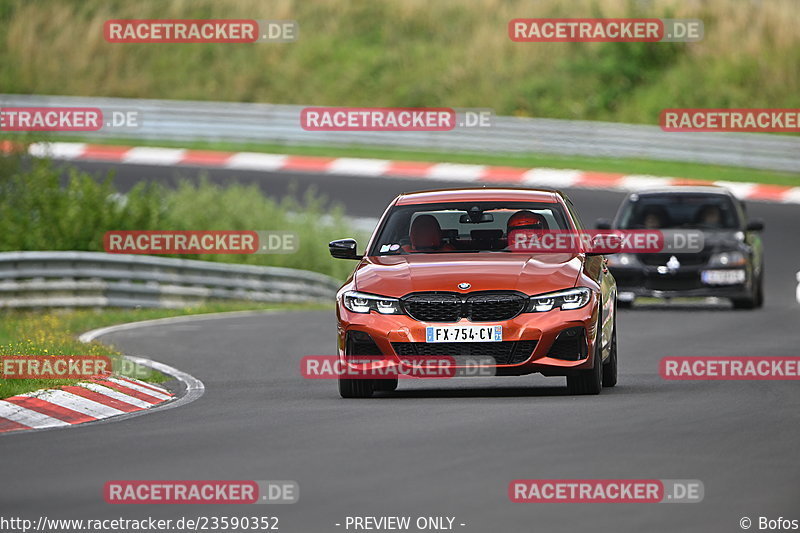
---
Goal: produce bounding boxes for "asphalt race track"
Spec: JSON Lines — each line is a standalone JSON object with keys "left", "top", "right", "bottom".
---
{"left": 2, "top": 162, "right": 799, "bottom": 533}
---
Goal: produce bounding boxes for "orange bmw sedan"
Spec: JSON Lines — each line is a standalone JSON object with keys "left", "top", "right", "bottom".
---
{"left": 329, "top": 188, "right": 618, "bottom": 398}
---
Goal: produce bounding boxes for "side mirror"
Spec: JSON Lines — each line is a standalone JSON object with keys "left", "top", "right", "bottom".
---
{"left": 595, "top": 218, "right": 612, "bottom": 230}
{"left": 585, "top": 233, "right": 621, "bottom": 256}
{"left": 329, "top": 239, "right": 362, "bottom": 260}
{"left": 746, "top": 218, "right": 764, "bottom": 232}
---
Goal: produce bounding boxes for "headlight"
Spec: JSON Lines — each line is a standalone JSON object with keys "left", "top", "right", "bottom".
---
{"left": 526, "top": 287, "right": 592, "bottom": 313}
{"left": 708, "top": 251, "right": 747, "bottom": 267}
{"left": 606, "top": 253, "right": 637, "bottom": 267}
{"left": 343, "top": 291, "right": 401, "bottom": 314}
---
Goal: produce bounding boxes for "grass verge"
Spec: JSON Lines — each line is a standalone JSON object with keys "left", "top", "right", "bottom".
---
{"left": 0, "top": 301, "right": 329, "bottom": 399}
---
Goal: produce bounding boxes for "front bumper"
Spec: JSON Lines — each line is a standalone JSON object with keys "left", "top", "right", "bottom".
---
{"left": 336, "top": 303, "right": 600, "bottom": 377}
{"left": 611, "top": 265, "right": 751, "bottom": 300}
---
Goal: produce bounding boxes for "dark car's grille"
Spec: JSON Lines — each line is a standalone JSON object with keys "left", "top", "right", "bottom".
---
{"left": 392, "top": 340, "right": 536, "bottom": 365}
{"left": 402, "top": 292, "right": 527, "bottom": 322}
{"left": 644, "top": 274, "right": 702, "bottom": 291}
{"left": 638, "top": 253, "right": 709, "bottom": 267}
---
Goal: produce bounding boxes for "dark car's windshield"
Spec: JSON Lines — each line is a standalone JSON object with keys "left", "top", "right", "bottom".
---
{"left": 617, "top": 194, "right": 741, "bottom": 230}
{"left": 369, "top": 201, "right": 570, "bottom": 255}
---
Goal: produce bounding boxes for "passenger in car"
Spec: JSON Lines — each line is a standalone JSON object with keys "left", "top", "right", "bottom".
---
{"left": 402, "top": 215, "right": 456, "bottom": 252}
{"left": 695, "top": 205, "right": 724, "bottom": 227}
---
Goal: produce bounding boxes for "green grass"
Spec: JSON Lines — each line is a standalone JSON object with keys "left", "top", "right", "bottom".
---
{"left": 21, "top": 134, "right": 800, "bottom": 187}
{"left": 0, "top": 302, "right": 330, "bottom": 398}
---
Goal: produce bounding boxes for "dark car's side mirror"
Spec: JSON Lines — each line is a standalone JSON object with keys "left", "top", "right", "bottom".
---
{"left": 746, "top": 218, "right": 764, "bottom": 232}
{"left": 329, "top": 239, "right": 363, "bottom": 260}
{"left": 595, "top": 218, "right": 612, "bottom": 230}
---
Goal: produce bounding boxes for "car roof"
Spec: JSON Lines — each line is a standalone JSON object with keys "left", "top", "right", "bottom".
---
{"left": 395, "top": 187, "right": 564, "bottom": 205}
{"left": 631, "top": 185, "right": 736, "bottom": 198}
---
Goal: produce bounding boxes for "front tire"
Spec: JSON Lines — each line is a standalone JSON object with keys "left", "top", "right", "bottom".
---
{"left": 338, "top": 377, "right": 374, "bottom": 398}
{"left": 602, "top": 309, "right": 618, "bottom": 388}
{"left": 373, "top": 377, "right": 398, "bottom": 392}
{"left": 567, "top": 310, "right": 603, "bottom": 395}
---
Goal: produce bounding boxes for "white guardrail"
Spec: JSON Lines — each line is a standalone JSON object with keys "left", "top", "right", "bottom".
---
{"left": 0, "top": 251, "right": 341, "bottom": 309}
{"left": 2, "top": 94, "right": 799, "bottom": 173}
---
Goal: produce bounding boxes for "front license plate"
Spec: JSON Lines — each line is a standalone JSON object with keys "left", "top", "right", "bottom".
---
{"left": 426, "top": 325, "right": 502, "bottom": 343}
{"left": 701, "top": 269, "right": 746, "bottom": 285}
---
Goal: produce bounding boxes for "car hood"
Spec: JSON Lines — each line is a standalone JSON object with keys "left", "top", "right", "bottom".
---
{"left": 354, "top": 253, "right": 583, "bottom": 297}
{"left": 700, "top": 230, "right": 747, "bottom": 251}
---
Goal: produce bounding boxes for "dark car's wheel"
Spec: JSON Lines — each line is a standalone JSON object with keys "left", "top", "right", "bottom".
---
{"left": 602, "top": 309, "right": 618, "bottom": 388}
{"left": 732, "top": 271, "right": 764, "bottom": 310}
{"left": 567, "top": 310, "right": 603, "bottom": 395}
{"left": 338, "top": 376, "right": 374, "bottom": 398}
{"left": 617, "top": 299, "right": 633, "bottom": 309}
{"left": 373, "top": 377, "right": 399, "bottom": 392}
{"left": 754, "top": 270, "right": 764, "bottom": 308}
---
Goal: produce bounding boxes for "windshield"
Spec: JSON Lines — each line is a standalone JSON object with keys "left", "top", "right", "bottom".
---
{"left": 617, "top": 194, "right": 741, "bottom": 230}
{"left": 368, "top": 201, "right": 571, "bottom": 255}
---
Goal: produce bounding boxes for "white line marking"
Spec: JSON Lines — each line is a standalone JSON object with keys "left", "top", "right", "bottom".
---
{"left": 522, "top": 168, "right": 582, "bottom": 187}
{"left": 77, "top": 382, "right": 153, "bottom": 408}
{"left": 0, "top": 401, "right": 70, "bottom": 428}
{"left": 619, "top": 174, "right": 675, "bottom": 191}
{"left": 20, "top": 389, "right": 123, "bottom": 418}
{"left": 427, "top": 163, "right": 485, "bottom": 181}
{"left": 781, "top": 187, "right": 800, "bottom": 204}
{"left": 122, "top": 147, "right": 186, "bottom": 165}
{"left": 105, "top": 377, "right": 172, "bottom": 400}
{"left": 712, "top": 180, "right": 756, "bottom": 199}
{"left": 118, "top": 376, "right": 172, "bottom": 396}
{"left": 28, "top": 142, "right": 87, "bottom": 160}
{"left": 79, "top": 309, "right": 278, "bottom": 343}
{"left": 225, "top": 152, "right": 288, "bottom": 171}
{"left": 327, "top": 158, "right": 390, "bottom": 176}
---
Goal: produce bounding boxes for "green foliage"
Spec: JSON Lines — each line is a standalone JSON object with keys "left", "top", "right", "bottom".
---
{"left": 0, "top": 0, "right": 797, "bottom": 122}
{"left": 0, "top": 154, "right": 359, "bottom": 279}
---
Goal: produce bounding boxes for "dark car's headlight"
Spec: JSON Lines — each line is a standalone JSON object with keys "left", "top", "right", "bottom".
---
{"left": 526, "top": 287, "right": 592, "bottom": 313}
{"left": 606, "top": 253, "right": 638, "bottom": 267}
{"left": 343, "top": 291, "right": 402, "bottom": 314}
{"left": 707, "top": 251, "right": 747, "bottom": 267}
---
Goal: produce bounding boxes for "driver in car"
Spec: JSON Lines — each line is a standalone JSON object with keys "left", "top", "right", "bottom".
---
{"left": 506, "top": 210, "right": 547, "bottom": 250}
